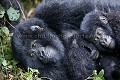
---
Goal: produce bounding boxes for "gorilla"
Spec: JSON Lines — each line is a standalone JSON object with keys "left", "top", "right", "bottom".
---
{"left": 12, "top": 0, "right": 120, "bottom": 80}
{"left": 34, "top": 0, "right": 120, "bottom": 80}
{"left": 0, "top": 0, "right": 21, "bottom": 32}
{"left": 34, "top": 0, "right": 120, "bottom": 30}
{"left": 12, "top": 18, "right": 67, "bottom": 80}
{"left": 80, "top": 11, "right": 120, "bottom": 80}
{"left": 34, "top": 0, "right": 120, "bottom": 52}
{"left": 34, "top": 0, "right": 100, "bottom": 80}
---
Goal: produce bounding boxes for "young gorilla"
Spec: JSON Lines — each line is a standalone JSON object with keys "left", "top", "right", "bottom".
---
{"left": 12, "top": 18, "right": 67, "bottom": 80}
{"left": 80, "top": 11, "right": 120, "bottom": 80}
{"left": 34, "top": 0, "right": 100, "bottom": 80}
{"left": 0, "top": 0, "right": 21, "bottom": 32}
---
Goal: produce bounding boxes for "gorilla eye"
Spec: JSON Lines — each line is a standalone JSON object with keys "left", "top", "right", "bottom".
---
{"left": 32, "top": 43, "right": 37, "bottom": 48}
{"left": 96, "top": 28, "right": 105, "bottom": 35}
{"left": 99, "top": 16, "right": 108, "bottom": 24}
{"left": 94, "top": 27, "right": 105, "bottom": 41}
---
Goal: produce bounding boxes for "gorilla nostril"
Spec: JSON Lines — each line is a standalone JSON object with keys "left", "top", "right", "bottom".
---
{"left": 40, "top": 51, "right": 45, "bottom": 57}
{"left": 104, "top": 38, "right": 107, "bottom": 42}
{"left": 32, "top": 43, "right": 37, "bottom": 48}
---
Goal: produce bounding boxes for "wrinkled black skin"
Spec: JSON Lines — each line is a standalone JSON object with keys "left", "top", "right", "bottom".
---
{"left": 12, "top": 18, "right": 67, "bottom": 80}
{"left": 80, "top": 12, "right": 120, "bottom": 80}
{"left": 0, "top": 0, "right": 21, "bottom": 32}
{"left": 65, "top": 34, "right": 99, "bottom": 80}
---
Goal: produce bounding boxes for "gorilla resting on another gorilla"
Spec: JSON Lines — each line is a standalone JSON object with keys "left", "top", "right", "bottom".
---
{"left": 34, "top": 0, "right": 101, "bottom": 79}
{"left": 12, "top": 18, "right": 67, "bottom": 80}
{"left": 12, "top": 0, "right": 120, "bottom": 80}
{"left": 34, "top": 0, "right": 120, "bottom": 80}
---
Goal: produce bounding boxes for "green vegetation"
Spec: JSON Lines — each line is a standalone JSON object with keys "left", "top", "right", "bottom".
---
{"left": 86, "top": 69, "right": 105, "bottom": 80}
{"left": 0, "top": 2, "right": 42, "bottom": 80}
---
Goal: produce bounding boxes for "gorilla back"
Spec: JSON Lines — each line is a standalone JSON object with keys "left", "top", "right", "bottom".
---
{"left": 34, "top": 0, "right": 120, "bottom": 30}
{"left": 12, "top": 18, "right": 67, "bottom": 80}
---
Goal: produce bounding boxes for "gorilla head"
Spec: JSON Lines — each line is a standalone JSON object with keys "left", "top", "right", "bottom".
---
{"left": 80, "top": 11, "right": 115, "bottom": 52}
{"left": 12, "top": 18, "right": 67, "bottom": 80}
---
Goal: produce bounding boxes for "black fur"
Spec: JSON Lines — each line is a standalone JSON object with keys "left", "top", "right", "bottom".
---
{"left": 34, "top": 0, "right": 120, "bottom": 80}
{"left": 12, "top": 18, "right": 67, "bottom": 80}
{"left": 12, "top": 0, "right": 120, "bottom": 80}
{"left": 34, "top": 0, "right": 120, "bottom": 30}
{"left": 99, "top": 54, "right": 120, "bottom": 80}
{"left": 80, "top": 11, "right": 120, "bottom": 80}
{"left": 65, "top": 34, "right": 99, "bottom": 80}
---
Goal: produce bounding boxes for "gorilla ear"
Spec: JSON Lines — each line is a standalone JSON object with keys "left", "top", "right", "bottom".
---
{"left": 99, "top": 16, "right": 108, "bottom": 24}
{"left": 30, "top": 25, "right": 44, "bottom": 31}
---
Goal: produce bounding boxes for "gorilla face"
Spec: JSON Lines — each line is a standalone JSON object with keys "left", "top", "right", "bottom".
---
{"left": 13, "top": 18, "right": 65, "bottom": 67}
{"left": 30, "top": 40, "right": 61, "bottom": 63}
{"left": 80, "top": 11, "right": 115, "bottom": 51}
{"left": 94, "top": 27, "right": 115, "bottom": 49}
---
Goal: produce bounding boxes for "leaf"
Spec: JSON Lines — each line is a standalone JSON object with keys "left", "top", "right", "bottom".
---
{"left": 29, "top": 68, "right": 39, "bottom": 73}
{"left": 98, "top": 69, "right": 104, "bottom": 78}
{"left": 93, "top": 70, "right": 98, "bottom": 77}
{"left": 2, "top": 59, "right": 7, "bottom": 66}
{"left": 1, "top": 27, "right": 9, "bottom": 35}
{"left": 7, "top": 7, "right": 20, "bottom": 21}
{"left": 94, "top": 77, "right": 103, "bottom": 80}
{"left": 0, "top": 5, "right": 5, "bottom": 18}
